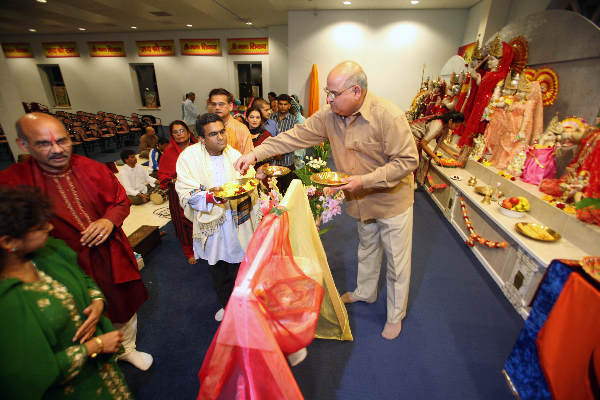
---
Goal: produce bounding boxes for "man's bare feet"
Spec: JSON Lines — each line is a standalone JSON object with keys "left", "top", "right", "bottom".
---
{"left": 187, "top": 257, "right": 197, "bottom": 264}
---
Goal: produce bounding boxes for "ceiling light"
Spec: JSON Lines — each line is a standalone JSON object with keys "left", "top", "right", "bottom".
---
{"left": 343, "top": 1, "right": 351, "bottom": 4}
{"left": 36, "top": 0, "right": 47, "bottom": 3}
{"left": 186, "top": 24, "right": 193, "bottom": 27}
{"left": 410, "top": 0, "right": 420, "bottom": 4}
{"left": 78, "top": 27, "right": 86, "bottom": 31}
{"left": 28, "top": 28, "right": 37, "bottom": 32}
{"left": 131, "top": 26, "right": 137, "bottom": 29}
{"left": 245, "top": 21, "right": 253, "bottom": 25}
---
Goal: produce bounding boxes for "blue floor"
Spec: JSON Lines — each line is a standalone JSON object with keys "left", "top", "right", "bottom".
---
{"left": 120, "top": 189, "right": 524, "bottom": 400}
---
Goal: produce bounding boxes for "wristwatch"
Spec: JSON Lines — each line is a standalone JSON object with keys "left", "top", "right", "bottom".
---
{"left": 90, "top": 336, "right": 103, "bottom": 358}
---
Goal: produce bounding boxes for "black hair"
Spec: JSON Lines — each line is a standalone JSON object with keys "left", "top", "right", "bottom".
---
{"left": 120, "top": 149, "right": 136, "bottom": 162}
{"left": 158, "top": 137, "right": 169, "bottom": 146}
{"left": 431, "top": 111, "right": 464, "bottom": 124}
{"left": 208, "top": 88, "right": 233, "bottom": 104}
{"left": 0, "top": 186, "right": 52, "bottom": 266}
{"left": 186, "top": 92, "right": 195, "bottom": 99}
{"left": 246, "top": 105, "right": 266, "bottom": 125}
{"left": 268, "top": 91, "right": 277, "bottom": 98}
{"left": 196, "top": 113, "right": 224, "bottom": 137}
{"left": 168, "top": 120, "right": 191, "bottom": 137}
{"left": 277, "top": 94, "right": 292, "bottom": 103}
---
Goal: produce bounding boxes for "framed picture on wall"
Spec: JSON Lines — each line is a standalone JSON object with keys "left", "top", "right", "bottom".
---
{"left": 52, "top": 86, "right": 71, "bottom": 107}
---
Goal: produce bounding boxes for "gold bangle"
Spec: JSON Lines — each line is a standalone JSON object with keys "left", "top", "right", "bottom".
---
{"left": 90, "top": 336, "right": 103, "bottom": 358}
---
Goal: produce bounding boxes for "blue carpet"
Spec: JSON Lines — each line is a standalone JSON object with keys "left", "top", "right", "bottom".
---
{"left": 120, "top": 189, "right": 524, "bottom": 399}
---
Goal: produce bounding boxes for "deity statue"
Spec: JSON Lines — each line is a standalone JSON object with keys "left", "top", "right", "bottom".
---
{"left": 458, "top": 34, "right": 514, "bottom": 148}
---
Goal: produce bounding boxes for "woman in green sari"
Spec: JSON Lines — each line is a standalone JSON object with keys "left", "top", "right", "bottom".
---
{"left": 0, "top": 187, "right": 133, "bottom": 399}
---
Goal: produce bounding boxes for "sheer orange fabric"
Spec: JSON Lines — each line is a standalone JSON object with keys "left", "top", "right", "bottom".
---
{"left": 197, "top": 209, "right": 324, "bottom": 400}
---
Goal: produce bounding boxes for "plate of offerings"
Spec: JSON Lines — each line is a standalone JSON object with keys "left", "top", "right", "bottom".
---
{"left": 581, "top": 256, "right": 600, "bottom": 283}
{"left": 515, "top": 222, "right": 561, "bottom": 242}
{"left": 212, "top": 178, "right": 259, "bottom": 200}
{"left": 475, "top": 186, "right": 493, "bottom": 196}
{"left": 263, "top": 165, "right": 291, "bottom": 177}
{"left": 310, "top": 172, "right": 349, "bottom": 186}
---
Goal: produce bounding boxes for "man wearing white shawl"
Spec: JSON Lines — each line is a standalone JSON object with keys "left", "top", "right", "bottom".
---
{"left": 175, "top": 113, "right": 262, "bottom": 321}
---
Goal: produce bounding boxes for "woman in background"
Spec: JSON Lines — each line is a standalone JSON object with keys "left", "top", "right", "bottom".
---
{"left": 246, "top": 105, "right": 272, "bottom": 147}
{"left": 158, "top": 120, "right": 197, "bottom": 264}
{"left": 0, "top": 187, "right": 130, "bottom": 399}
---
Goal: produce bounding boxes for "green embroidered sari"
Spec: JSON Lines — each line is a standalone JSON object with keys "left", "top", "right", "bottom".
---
{"left": 0, "top": 237, "right": 132, "bottom": 399}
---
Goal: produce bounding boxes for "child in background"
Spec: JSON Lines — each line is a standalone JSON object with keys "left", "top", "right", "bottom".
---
{"left": 149, "top": 137, "right": 169, "bottom": 179}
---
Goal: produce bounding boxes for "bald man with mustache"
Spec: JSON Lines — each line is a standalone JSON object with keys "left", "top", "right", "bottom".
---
{"left": 0, "top": 112, "right": 153, "bottom": 370}
{"left": 235, "top": 61, "right": 419, "bottom": 340}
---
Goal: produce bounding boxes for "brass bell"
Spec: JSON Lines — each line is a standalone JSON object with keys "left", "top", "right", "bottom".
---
{"left": 468, "top": 176, "right": 478, "bottom": 186}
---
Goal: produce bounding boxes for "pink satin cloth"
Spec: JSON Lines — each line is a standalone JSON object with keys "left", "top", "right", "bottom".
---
{"left": 521, "top": 147, "right": 557, "bottom": 185}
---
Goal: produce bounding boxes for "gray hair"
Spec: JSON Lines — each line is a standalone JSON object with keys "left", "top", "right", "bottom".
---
{"left": 15, "top": 121, "right": 27, "bottom": 141}
{"left": 345, "top": 69, "right": 368, "bottom": 91}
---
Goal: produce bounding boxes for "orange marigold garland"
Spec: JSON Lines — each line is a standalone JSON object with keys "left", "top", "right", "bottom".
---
{"left": 459, "top": 197, "right": 508, "bottom": 249}
{"left": 426, "top": 174, "right": 447, "bottom": 192}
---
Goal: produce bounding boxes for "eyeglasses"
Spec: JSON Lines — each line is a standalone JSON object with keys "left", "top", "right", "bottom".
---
{"left": 172, "top": 128, "right": 187, "bottom": 135}
{"left": 29, "top": 137, "right": 72, "bottom": 151}
{"left": 323, "top": 85, "right": 356, "bottom": 100}
{"left": 206, "top": 128, "right": 226, "bottom": 138}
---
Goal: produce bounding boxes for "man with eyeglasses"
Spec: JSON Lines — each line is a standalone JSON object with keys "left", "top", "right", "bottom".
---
{"left": 234, "top": 61, "right": 419, "bottom": 340}
{"left": 0, "top": 112, "right": 153, "bottom": 369}
{"left": 206, "top": 88, "right": 253, "bottom": 155}
{"left": 175, "top": 113, "right": 262, "bottom": 322}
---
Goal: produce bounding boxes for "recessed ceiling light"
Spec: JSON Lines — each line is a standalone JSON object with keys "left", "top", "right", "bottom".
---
{"left": 245, "top": 21, "right": 253, "bottom": 25}
{"left": 28, "top": 28, "right": 37, "bottom": 32}
{"left": 343, "top": 1, "right": 351, "bottom": 4}
{"left": 36, "top": 0, "right": 47, "bottom": 3}
{"left": 186, "top": 24, "right": 193, "bottom": 27}
{"left": 131, "top": 26, "right": 137, "bottom": 29}
{"left": 78, "top": 27, "right": 86, "bottom": 31}
{"left": 410, "top": 0, "right": 420, "bottom": 4}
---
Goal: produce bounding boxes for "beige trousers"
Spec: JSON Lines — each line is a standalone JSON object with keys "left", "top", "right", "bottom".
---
{"left": 113, "top": 313, "right": 138, "bottom": 355}
{"left": 353, "top": 206, "right": 413, "bottom": 324}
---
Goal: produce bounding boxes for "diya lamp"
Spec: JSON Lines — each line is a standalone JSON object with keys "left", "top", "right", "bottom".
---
{"left": 468, "top": 176, "right": 478, "bottom": 186}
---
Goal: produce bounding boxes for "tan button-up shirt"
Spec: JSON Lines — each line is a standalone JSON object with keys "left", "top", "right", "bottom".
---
{"left": 225, "top": 117, "right": 254, "bottom": 155}
{"left": 253, "top": 91, "right": 419, "bottom": 220}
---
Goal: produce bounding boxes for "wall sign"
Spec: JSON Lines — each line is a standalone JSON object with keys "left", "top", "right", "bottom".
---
{"left": 2, "top": 42, "right": 33, "bottom": 58}
{"left": 88, "top": 41, "right": 126, "bottom": 57}
{"left": 180, "top": 39, "right": 221, "bottom": 56}
{"left": 136, "top": 40, "right": 175, "bottom": 57}
{"left": 43, "top": 42, "right": 79, "bottom": 58}
{"left": 227, "top": 38, "right": 268, "bottom": 55}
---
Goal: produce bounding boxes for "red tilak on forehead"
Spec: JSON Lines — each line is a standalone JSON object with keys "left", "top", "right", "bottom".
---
{"left": 48, "top": 129, "right": 57, "bottom": 142}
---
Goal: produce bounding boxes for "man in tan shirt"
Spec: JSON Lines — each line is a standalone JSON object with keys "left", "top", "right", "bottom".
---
{"left": 235, "top": 61, "right": 419, "bottom": 340}
{"left": 207, "top": 88, "right": 253, "bottom": 155}
{"left": 138, "top": 125, "right": 158, "bottom": 159}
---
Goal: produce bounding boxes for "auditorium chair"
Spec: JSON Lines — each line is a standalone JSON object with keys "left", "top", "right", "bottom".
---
{"left": 69, "top": 126, "right": 94, "bottom": 155}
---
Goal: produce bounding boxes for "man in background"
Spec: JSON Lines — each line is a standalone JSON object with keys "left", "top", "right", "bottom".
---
{"left": 267, "top": 91, "right": 277, "bottom": 104}
{"left": 118, "top": 149, "right": 157, "bottom": 205}
{"left": 253, "top": 98, "right": 279, "bottom": 137}
{"left": 0, "top": 112, "right": 153, "bottom": 368}
{"left": 207, "top": 88, "right": 253, "bottom": 155}
{"left": 182, "top": 92, "right": 200, "bottom": 138}
{"left": 138, "top": 125, "right": 158, "bottom": 159}
{"left": 269, "top": 94, "right": 298, "bottom": 192}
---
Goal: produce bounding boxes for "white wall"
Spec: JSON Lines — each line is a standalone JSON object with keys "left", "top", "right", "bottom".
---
{"left": 462, "top": 0, "right": 490, "bottom": 45}
{"left": 0, "top": 27, "right": 288, "bottom": 127}
{"left": 267, "top": 25, "right": 289, "bottom": 95}
{"left": 288, "top": 9, "right": 468, "bottom": 111}
{"left": 507, "top": 0, "right": 551, "bottom": 24}
{"left": 484, "top": 0, "right": 512, "bottom": 42}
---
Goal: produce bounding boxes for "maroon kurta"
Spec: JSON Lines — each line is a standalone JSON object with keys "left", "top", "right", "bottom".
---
{"left": 0, "top": 155, "right": 148, "bottom": 323}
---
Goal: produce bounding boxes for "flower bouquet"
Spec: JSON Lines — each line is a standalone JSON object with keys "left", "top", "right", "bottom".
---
{"left": 258, "top": 141, "right": 345, "bottom": 234}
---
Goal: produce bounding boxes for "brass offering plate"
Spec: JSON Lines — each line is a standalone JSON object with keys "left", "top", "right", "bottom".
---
{"left": 515, "top": 222, "right": 561, "bottom": 242}
{"left": 263, "top": 165, "right": 291, "bottom": 177}
{"left": 310, "top": 172, "right": 349, "bottom": 187}
{"left": 475, "top": 185, "right": 493, "bottom": 196}
{"left": 212, "top": 178, "right": 258, "bottom": 200}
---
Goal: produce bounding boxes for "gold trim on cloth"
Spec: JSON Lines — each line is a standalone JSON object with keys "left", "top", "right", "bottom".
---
{"left": 99, "top": 363, "right": 133, "bottom": 399}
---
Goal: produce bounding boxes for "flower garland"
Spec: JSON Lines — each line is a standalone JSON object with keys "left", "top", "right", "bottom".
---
{"left": 459, "top": 197, "right": 508, "bottom": 248}
{"left": 426, "top": 174, "right": 447, "bottom": 192}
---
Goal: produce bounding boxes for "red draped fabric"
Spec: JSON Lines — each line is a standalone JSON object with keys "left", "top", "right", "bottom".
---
{"left": 0, "top": 155, "right": 147, "bottom": 323}
{"left": 197, "top": 209, "right": 324, "bottom": 400}
{"left": 537, "top": 273, "right": 600, "bottom": 399}
{"left": 458, "top": 43, "right": 514, "bottom": 147}
{"left": 158, "top": 134, "right": 197, "bottom": 259}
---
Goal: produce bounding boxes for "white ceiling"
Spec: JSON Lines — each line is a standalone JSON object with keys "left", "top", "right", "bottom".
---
{"left": 0, "top": 0, "right": 479, "bottom": 35}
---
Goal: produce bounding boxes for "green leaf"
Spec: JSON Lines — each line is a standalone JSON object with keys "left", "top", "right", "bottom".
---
{"left": 574, "top": 197, "right": 600, "bottom": 210}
